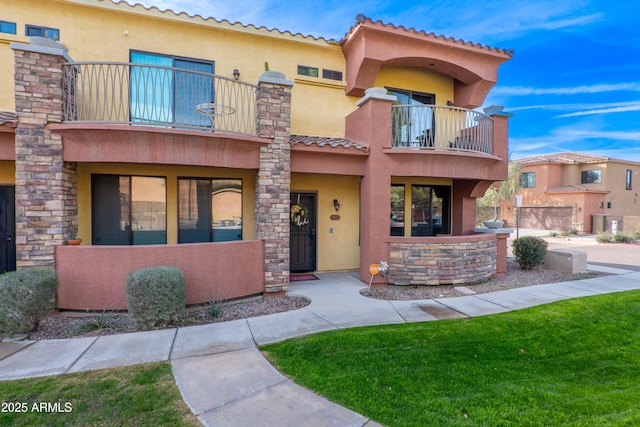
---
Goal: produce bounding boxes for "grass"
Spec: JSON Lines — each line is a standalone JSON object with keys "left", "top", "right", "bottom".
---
{"left": 262, "top": 290, "right": 640, "bottom": 426}
{"left": 0, "top": 362, "right": 199, "bottom": 426}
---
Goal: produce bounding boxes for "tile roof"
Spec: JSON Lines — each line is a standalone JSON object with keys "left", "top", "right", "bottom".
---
{"left": 290, "top": 135, "right": 369, "bottom": 153}
{"left": 343, "top": 14, "right": 514, "bottom": 57}
{"left": 514, "top": 152, "right": 612, "bottom": 165}
{"left": 114, "top": 1, "right": 338, "bottom": 43}
{"left": 0, "top": 111, "right": 17, "bottom": 126}
{"left": 546, "top": 185, "right": 608, "bottom": 194}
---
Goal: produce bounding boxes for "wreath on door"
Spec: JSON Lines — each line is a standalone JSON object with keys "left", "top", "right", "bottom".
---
{"left": 290, "top": 203, "right": 309, "bottom": 226}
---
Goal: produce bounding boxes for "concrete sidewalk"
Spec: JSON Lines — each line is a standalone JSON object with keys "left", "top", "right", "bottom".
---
{"left": 1, "top": 267, "right": 640, "bottom": 426}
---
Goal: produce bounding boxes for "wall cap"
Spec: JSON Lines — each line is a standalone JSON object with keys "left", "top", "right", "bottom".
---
{"left": 356, "top": 87, "right": 397, "bottom": 106}
{"left": 258, "top": 71, "right": 294, "bottom": 87}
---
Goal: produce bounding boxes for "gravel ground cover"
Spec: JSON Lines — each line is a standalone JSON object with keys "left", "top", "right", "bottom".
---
{"left": 28, "top": 260, "right": 609, "bottom": 340}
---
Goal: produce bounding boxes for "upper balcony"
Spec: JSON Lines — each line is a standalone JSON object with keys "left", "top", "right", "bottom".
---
{"left": 57, "top": 62, "right": 268, "bottom": 168}
{"left": 62, "top": 62, "right": 258, "bottom": 136}
{"left": 391, "top": 105, "right": 493, "bottom": 155}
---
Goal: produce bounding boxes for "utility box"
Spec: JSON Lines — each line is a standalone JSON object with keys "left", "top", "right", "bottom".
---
{"left": 544, "top": 249, "right": 587, "bottom": 274}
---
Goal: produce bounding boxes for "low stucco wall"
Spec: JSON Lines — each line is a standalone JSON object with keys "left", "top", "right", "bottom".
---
{"left": 55, "top": 240, "right": 265, "bottom": 310}
{"left": 388, "top": 234, "right": 497, "bottom": 285}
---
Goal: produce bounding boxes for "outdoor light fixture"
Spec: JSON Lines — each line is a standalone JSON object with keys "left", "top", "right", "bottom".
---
{"left": 333, "top": 199, "right": 340, "bottom": 211}
{"left": 233, "top": 69, "right": 240, "bottom": 80}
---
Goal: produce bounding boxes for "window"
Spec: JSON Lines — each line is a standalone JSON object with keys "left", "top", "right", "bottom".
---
{"left": 581, "top": 169, "right": 601, "bottom": 184}
{"left": 411, "top": 185, "right": 450, "bottom": 236}
{"left": 520, "top": 172, "right": 536, "bottom": 188}
{"left": 599, "top": 202, "right": 604, "bottom": 209}
{"left": 626, "top": 169, "right": 633, "bottom": 190}
{"left": 92, "top": 175, "right": 167, "bottom": 245}
{"left": 25, "top": 24, "right": 59, "bottom": 40}
{"left": 297, "top": 65, "right": 318, "bottom": 77}
{"left": 607, "top": 202, "right": 612, "bottom": 209}
{"left": 322, "top": 69, "right": 342, "bottom": 81}
{"left": 130, "top": 51, "right": 214, "bottom": 128}
{"left": 390, "top": 185, "right": 405, "bottom": 236}
{"left": 178, "top": 178, "right": 242, "bottom": 243}
{"left": 0, "top": 21, "right": 16, "bottom": 34}
{"left": 388, "top": 88, "right": 436, "bottom": 147}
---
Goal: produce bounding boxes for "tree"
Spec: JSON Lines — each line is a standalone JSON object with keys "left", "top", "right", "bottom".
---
{"left": 477, "top": 161, "right": 521, "bottom": 224}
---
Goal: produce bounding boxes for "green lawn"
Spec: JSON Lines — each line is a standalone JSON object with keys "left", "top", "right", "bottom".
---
{"left": 262, "top": 290, "right": 640, "bottom": 426}
{"left": 0, "top": 362, "right": 199, "bottom": 426}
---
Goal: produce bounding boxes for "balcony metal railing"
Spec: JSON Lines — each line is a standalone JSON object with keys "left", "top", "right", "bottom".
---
{"left": 62, "top": 62, "right": 258, "bottom": 135}
{"left": 391, "top": 105, "right": 493, "bottom": 154}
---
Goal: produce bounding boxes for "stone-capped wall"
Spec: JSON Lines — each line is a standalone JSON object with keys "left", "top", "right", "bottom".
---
{"left": 13, "top": 44, "right": 78, "bottom": 268}
{"left": 389, "top": 237, "right": 497, "bottom": 285}
{"left": 255, "top": 72, "right": 293, "bottom": 294}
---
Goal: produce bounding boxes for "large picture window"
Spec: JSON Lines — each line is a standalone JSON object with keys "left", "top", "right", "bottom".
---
{"left": 92, "top": 175, "right": 167, "bottom": 245}
{"left": 411, "top": 185, "right": 450, "bottom": 236}
{"left": 581, "top": 169, "right": 602, "bottom": 184}
{"left": 178, "top": 178, "right": 242, "bottom": 243}
{"left": 130, "top": 51, "right": 214, "bottom": 128}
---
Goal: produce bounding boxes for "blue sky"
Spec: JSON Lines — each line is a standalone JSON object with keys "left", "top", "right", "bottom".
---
{"left": 125, "top": 0, "right": 640, "bottom": 161}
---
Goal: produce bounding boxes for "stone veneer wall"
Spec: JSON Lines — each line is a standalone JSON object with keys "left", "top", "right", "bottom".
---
{"left": 255, "top": 72, "right": 293, "bottom": 294}
{"left": 13, "top": 44, "right": 77, "bottom": 268}
{"left": 389, "top": 237, "right": 497, "bottom": 285}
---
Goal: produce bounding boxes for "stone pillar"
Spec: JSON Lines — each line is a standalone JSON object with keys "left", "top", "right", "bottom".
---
{"left": 12, "top": 39, "right": 77, "bottom": 268}
{"left": 255, "top": 71, "right": 293, "bottom": 295}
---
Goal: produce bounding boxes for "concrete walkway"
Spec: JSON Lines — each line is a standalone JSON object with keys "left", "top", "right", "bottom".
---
{"left": 1, "top": 266, "right": 640, "bottom": 426}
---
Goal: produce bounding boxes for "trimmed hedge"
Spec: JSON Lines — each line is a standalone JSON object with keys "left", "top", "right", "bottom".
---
{"left": 0, "top": 268, "right": 57, "bottom": 337}
{"left": 125, "top": 266, "right": 185, "bottom": 328}
{"left": 512, "top": 236, "right": 548, "bottom": 271}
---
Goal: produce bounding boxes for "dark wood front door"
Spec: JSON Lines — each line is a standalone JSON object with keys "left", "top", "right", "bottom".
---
{"left": 290, "top": 193, "right": 316, "bottom": 272}
{"left": 0, "top": 186, "right": 16, "bottom": 274}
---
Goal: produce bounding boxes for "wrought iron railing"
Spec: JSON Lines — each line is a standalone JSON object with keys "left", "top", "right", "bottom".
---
{"left": 62, "top": 62, "right": 258, "bottom": 135}
{"left": 391, "top": 105, "right": 493, "bottom": 154}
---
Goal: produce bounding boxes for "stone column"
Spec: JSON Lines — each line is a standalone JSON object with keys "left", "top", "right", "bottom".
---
{"left": 255, "top": 71, "right": 293, "bottom": 295}
{"left": 12, "top": 39, "right": 77, "bottom": 268}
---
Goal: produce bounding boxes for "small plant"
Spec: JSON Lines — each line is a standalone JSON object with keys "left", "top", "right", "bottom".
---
{"left": 549, "top": 231, "right": 558, "bottom": 237}
{"left": 614, "top": 231, "right": 635, "bottom": 243}
{"left": 67, "top": 307, "right": 123, "bottom": 337}
{"left": 207, "top": 296, "right": 226, "bottom": 319}
{"left": 596, "top": 232, "right": 614, "bottom": 243}
{"left": 0, "top": 268, "right": 57, "bottom": 337}
{"left": 512, "top": 236, "right": 548, "bottom": 271}
{"left": 125, "top": 266, "right": 185, "bottom": 328}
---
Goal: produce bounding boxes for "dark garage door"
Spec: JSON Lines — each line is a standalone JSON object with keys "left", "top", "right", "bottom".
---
{"left": 519, "top": 207, "right": 573, "bottom": 231}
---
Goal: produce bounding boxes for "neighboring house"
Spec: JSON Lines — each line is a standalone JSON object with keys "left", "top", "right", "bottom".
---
{"left": 509, "top": 152, "right": 640, "bottom": 234}
{"left": 0, "top": 0, "right": 513, "bottom": 310}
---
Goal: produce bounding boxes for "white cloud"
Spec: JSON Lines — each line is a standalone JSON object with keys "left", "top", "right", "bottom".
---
{"left": 556, "top": 104, "right": 640, "bottom": 118}
{"left": 494, "top": 83, "right": 640, "bottom": 96}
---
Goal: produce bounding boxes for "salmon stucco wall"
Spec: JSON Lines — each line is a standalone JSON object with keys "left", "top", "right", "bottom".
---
{"left": 55, "top": 240, "right": 265, "bottom": 310}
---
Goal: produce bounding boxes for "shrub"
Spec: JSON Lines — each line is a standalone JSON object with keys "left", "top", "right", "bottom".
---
{"left": 596, "top": 232, "right": 614, "bottom": 243}
{"left": 0, "top": 268, "right": 57, "bottom": 337}
{"left": 512, "top": 236, "right": 548, "bottom": 271}
{"left": 125, "top": 266, "right": 185, "bottom": 328}
{"left": 614, "top": 232, "right": 635, "bottom": 243}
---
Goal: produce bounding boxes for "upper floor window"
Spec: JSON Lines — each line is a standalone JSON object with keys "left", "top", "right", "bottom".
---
{"left": 130, "top": 51, "right": 214, "bottom": 128}
{"left": 92, "top": 175, "right": 167, "bottom": 245}
{"left": 626, "top": 169, "right": 633, "bottom": 190}
{"left": 520, "top": 172, "right": 536, "bottom": 188}
{"left": 178, "top": 178, "right": 242, "bottom": 243}
{"left": 322, "top": 69, "right": 342, "bottom": 81}
{"left": 0, "top": 20, "right": 16, "bottom": 34}
{"left": 297, "top": 65, "right": 319, "bottom": 77}
{"left": 25, "top": 24, "right": 59, "bottom": 40}
{"left": 581, "top": 169, "right": 601, "bottom": 184}
{"left": 388, "top": 88, "right": 436, "bottom": 147}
